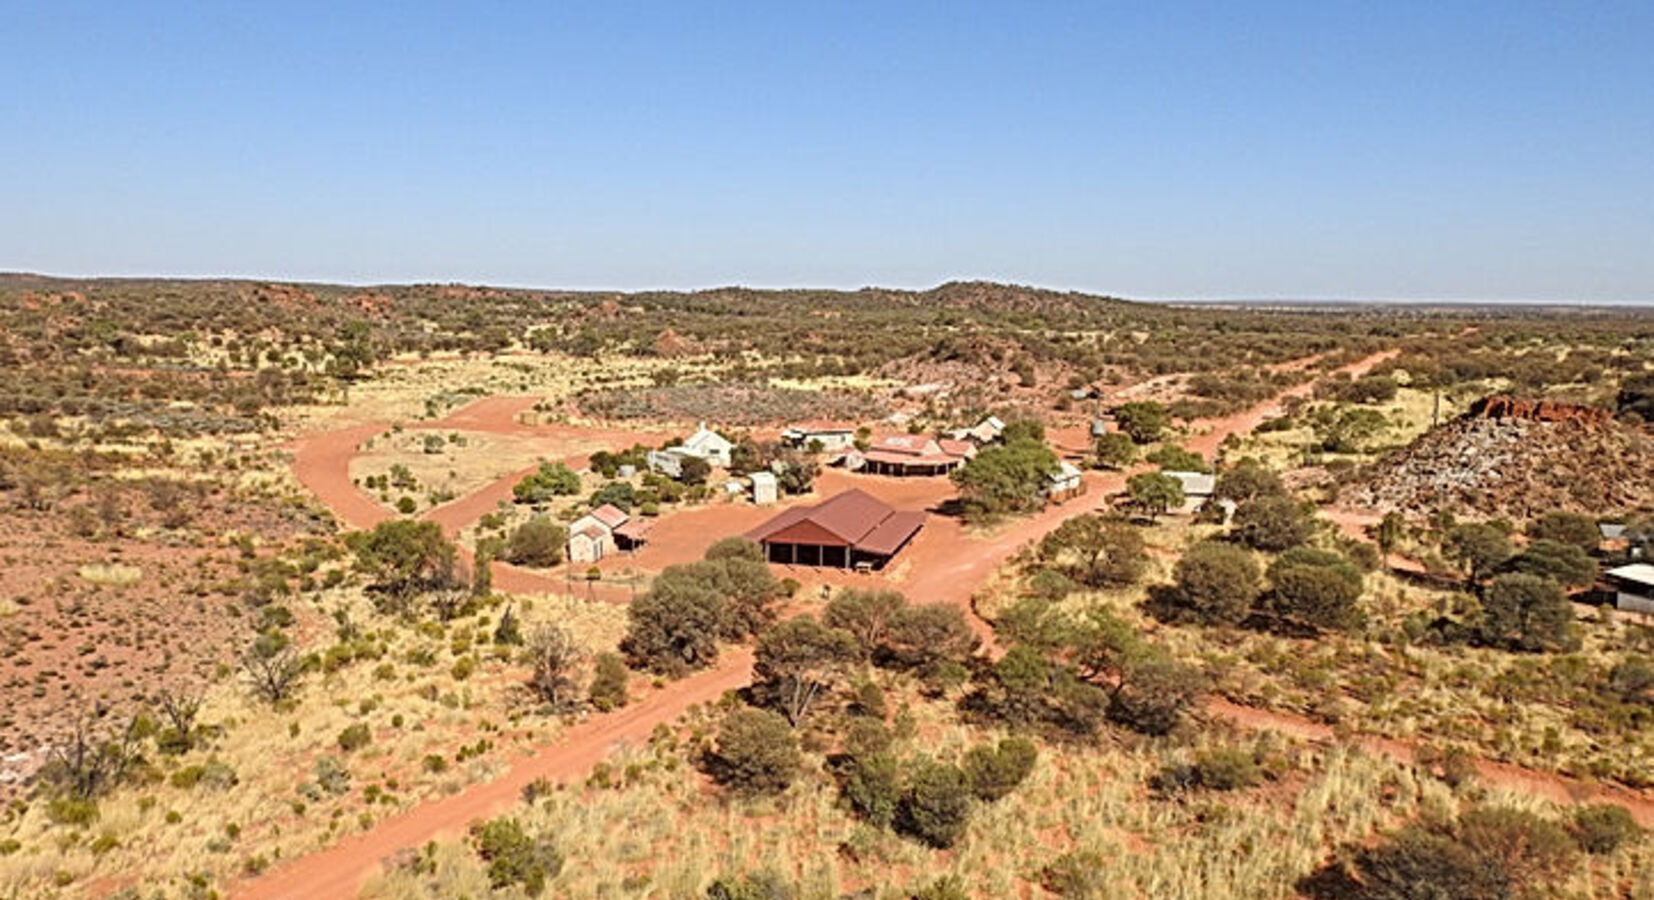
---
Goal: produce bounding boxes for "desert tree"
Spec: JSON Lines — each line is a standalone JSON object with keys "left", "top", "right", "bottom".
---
{"left": 505, "top": 517, "right": 567, "bottom": 568}
{"left": 1444, "top": 521, "right": 1513, "bottom": 588}
{"left": 1265, "top": 547, "right": 1365, "bottom": 633}
{"left": 1479, "top": 573, "right": 1579, "bottom": 653}
{"left": 41, "top": 710, "right": 145, "bottom": 801}
{"left": 343, "top": 518, "right": 458, "bottom": 614}
{"left": 243, "top": 631, "right": 305, "bottom": 706}
{"left": 1373, "top": 511, "right": 1406, "bottom": 564}
{"left": 1503, "top": 539, "right": 1597, "bottom": 588}
{"left": 1153, "top": 540, "right": 1261, "bottom": 626}
{"left": 1125, "top": 472, "right": 1184, "bottom": 522}
{"left": 620, "top": 568, "right": 726, "bottom": 676}
{"left": 1231, "top": 494, "right": 1314, "bottom": 552}
{"left": 753, "top": 615, "right": 860, "bottom": 726}
{"left": 1213, "top": 457, "right": 1286, "bottom": 504}
{"left": 1527, "top": 511, "right": 1601, "bottom": 553}
{"left": 155, "top": 686, "right": 205, "bottom": 754}
{"left": 1037, "top": 513, "right": 1147, "bottom": 589}
{"left": 524, "top": 624, "right": 584, "bottom": 711}
{"left": 824, "top": 587, "right": 908, "bottom": 657}
{"left": 896, "top": 758, "right": 975, "bottom": 848}
{"left": 1113, "top": 401, "right": 1170, "bottom": 443}
{"left": 1092, "top": 431, "right": 1137, "bottom": 469}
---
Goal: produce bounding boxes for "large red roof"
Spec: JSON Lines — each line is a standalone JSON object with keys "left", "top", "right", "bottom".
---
{"left": 744, "top": 489, "right": 926, "bottom": 556}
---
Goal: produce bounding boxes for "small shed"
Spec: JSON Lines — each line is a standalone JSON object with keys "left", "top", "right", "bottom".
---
{"left": 750, "top": 471, "right": 779, "bottom": 505}
{"left": 1605, "top": 564, "right": 1654, "bottom": 615}
{"left": 1046, "top": 461, "right": 1085, "bottom": 503}
{"left": 1089, "top": 419, "right": 1110, "bottom": 438}
{"left": 1162, "top": 471, "right": 1216, "bottom": 515}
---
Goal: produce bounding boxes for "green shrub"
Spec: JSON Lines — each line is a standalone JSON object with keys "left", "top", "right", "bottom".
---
{"left": 337, "top": 723, "right": 372, "bottom": 753}
{"left": 705, "top": 871, "right": 797, "bottom": 900}
{"left": 46, "top": 798, "right": 98, "bottom": 827}
{"left": 896, "top": 759, "right": 973, "bottom": 848}
{"left": 961, "top": 737, "right": 1038, "bottom": 802}
{"left": 705, "top": 708, "right": 800, "bottom": 796}
{"left": 1571, "top": 803, "right": 1642, "bottom": 854}
{"left": 588, "top": 652, "right": 630, "bottom": 712}
{"left": 471, "top": 816, "right": 563, "bottom": 896}
{"left": 1194, "top": 747, "right": 1263, "bottom": 791}
{"left": 843, "top": 752, "right": 901, "bottom": 828}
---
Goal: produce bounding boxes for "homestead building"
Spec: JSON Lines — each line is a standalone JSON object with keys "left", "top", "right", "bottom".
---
{"left": 745, "top": 489, "right": 925, "bottom": 570}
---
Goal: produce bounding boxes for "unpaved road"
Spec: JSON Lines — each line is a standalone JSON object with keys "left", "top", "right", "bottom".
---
{"left": 247, "top": 347, "right": 1651, "bottom": 898}
{"left": 235, "top": 650, "right": 754, "bottom": 900}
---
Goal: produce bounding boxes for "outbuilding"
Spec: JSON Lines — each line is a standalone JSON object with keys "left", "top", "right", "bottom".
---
{"left": 1605, "top": 564, "right": 1654, "bottom": 615}
{"left": 1161, "top": 471, "right": 1217, "bottom": 515}
{"left": 1046, "top": 461, "right": 1086, "bottom": 503}
{"left": 750, "top": 471, "right": 779, "bottom": 505}
{"left": 781, "top": 425, "right": 856, "bottom": 453}
{"left": 745, "top": 489, "right": 926, "bottom": 570}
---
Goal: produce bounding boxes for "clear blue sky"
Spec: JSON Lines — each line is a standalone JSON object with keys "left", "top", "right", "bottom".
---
{"left": 3, "top": 2, "right": 1651, "bottom": 302}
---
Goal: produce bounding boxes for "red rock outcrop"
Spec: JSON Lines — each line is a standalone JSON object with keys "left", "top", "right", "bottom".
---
{"left": 1466, "top": 395, "right": 1612, "bottom": 426}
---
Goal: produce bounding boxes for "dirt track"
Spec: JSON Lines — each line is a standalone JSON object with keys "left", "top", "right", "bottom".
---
{"left": 246, "top": 348, "right": 1652, "bottom": 898}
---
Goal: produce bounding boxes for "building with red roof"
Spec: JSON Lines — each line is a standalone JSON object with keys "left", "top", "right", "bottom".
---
{"left": 744, "top": 489, "right": 926, "bottom": 569}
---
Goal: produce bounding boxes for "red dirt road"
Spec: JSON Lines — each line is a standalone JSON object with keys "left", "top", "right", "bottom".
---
{"left": 289, "top": 422, "right": 394, "bottom": 531}
{"left": 234, "top": 649, "right": 755, "bottom": 900}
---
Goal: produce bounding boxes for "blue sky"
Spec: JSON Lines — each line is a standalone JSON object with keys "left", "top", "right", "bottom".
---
{"left": 2, "top": 2, "right": 1651, "bottom": 302}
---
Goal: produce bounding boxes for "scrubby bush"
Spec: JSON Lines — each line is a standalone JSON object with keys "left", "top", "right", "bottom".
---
{"left": 471, "top": 816, "right": 563, "bottom": 896}
{"left": 706, "top": 708, "right": 800, "bottom": 796}
{"left": 896, "top": 758, "right": 974, "bottom": 848}
{"left": 1230, "top": 494, "right": 1313, "bottom": 551}
{"left": 1155, "top": 541, "right": 1261, "bottom": 626}
{"left": 337, "top": 723, "right": 371, "bottom": 753}
{"left": 1306, "top": 807, "right": 1576, "bottom": 900}
{"left": 505, "top": 517, "right": 567, "bottom": 568}
{"left": 961, "top": 737, "right": 1037, "bottom": 802}
{"left": 588, "top": 652, "right": 630, "bottom": 711}
{"left": 1570, "top": 803, "right": 1642, "bottom": 854}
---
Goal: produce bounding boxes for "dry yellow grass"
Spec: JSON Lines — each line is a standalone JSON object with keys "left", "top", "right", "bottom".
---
{"left": 0, "top": 581, "right": 626, "bottom": 899}
{"left": 360, "top": 685, "right": 1654, "bottom": 900}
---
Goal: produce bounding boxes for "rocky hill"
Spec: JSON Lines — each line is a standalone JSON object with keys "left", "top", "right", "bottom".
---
{"left": 1341, "top": 395, "right": 1654, "bottom": 519}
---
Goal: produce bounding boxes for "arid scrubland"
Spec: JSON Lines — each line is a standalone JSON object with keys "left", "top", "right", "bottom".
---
{"left": 2, "top": 276, "right": 1654, "bottom": 899}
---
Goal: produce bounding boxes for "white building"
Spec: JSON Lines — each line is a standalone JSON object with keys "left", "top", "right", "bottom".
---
{"left": 567, "top": 504, "right": 630, "bottom": 564}
{"left": 1606, "top": 564, "right": 1654, "bottom": 615}
{"left": 1045, "top": 461, "right": 1085, "bottom": 502}
{"left": 945, "top": 415, "right": 1006, "bottom": 446}
{"left": 781, "top": 425, "right": 856, "bottom": 453}
{"left": 676, "top": 423, "right": 734, "bottom": 467}
{"left": 750, "top": 471, "right": 779, "bottom": 505}
{"left": 1161, "top": 471, "right": 1217, "bottom": 515}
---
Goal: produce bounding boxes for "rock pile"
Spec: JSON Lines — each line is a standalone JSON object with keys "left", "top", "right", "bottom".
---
{"left": 1343, "top": 399, "right": 1654, "bottom": 519}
